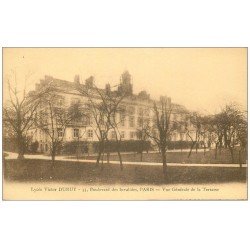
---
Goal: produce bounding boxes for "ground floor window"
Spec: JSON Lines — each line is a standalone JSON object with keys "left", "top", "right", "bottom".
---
{"left": 121, "top": 131, "right": 125, "bottom": 139}
{"left": 172, "top": 133, "right": 177, "bottom": 141}
{"left": 120, "top": 114, "right": 126, "bottom": 126}
{"left": 57, "top": 128, "right": 63, "bottom": 137}
{"left": 73, "top": 128, "right": 79, "bottom": 138}
{"left": 129, "top": 116, "right": 135, "bottom": 127}
{"left": 88, "top": 129, "right": 93, "bottom": 138}
{"left": 130, "top": 131, "right": 135, "bottom": 139}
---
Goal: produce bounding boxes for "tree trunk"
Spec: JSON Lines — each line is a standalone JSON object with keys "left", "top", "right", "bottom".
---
{"left": 161, "top": 149, "right": 167, "bottom": 176}
{"left": 188, "top": 141, "right": 196, "bottom": 158}
{"left": 17, "top": 135, "right": 25, "bottom": 160}
{"left": 107, "top": 152, "right": 110, "bottom": 164}
{"left": 117, "top": 149, "right": 123, "bottom": 170}
{"left": 17, "top": 147, "right": 25, "bottom": 160}
{"left": 50, "top": 150, "right": 56, "bottom": 178}
{"left": 219, "top": 136, "right": 222, "bottom": 154}
{"left": 140, "top": 140, "right": 144, "bottom": 162}
{"left": 115, "top": 139, "right": 123, "bottom": 170}
{"left": 239, "top": 149, "right": 242, "bottom": 168}
{"left": 96, "top": 142, "right": 104, "bottom": 166}
{"left": 101, "top": 152, "right": 105, "bottom": 170}
{"left": 215, "top": 142, "right": 218, "bottom": 159}
{"left": 195, "top": 142, "right": 198, "bottom": 154}
{"left": 96, "top": 150, "right": 102, "bottom": 166}
{"left": 224, "top": 131, "right": 228, "bottom": 148}
{"left": 229, "top": 146, "right": 234, "bottom": 163}
{"left": 101, "top": 152, "right": 104, "bottom": 165}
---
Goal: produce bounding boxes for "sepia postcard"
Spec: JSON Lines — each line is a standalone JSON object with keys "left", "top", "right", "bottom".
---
{"left": 2, "top": 47, "right": 248, "bottom": 200}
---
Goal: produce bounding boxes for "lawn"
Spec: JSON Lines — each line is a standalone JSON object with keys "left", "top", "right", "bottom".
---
{"left": 3, "top": 158, "right": 247, "bottom": 185}
{"left": 68, "top": 148, "right": 247, "bottom": 164}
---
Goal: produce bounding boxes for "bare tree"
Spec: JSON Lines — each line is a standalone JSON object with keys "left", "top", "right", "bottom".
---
{"left": 198, "top": 115, "right": 213, "bottom": 156}
{"left": 76, "top": 78, "right": 128, "bottom": 169}
{"left": 145, "top": 98, "right": 173, "bottom": 176}
{"left": 184, "top": 112, "right": 203, "bottom": 158}
{"left": 215, "top": 103, "right": 247, "bottom": 163}
{"left": 236, "top": 114, "right": 247, "bottom": 167}
{"left": 74, "top": 128, "right": 87, "bottom": 160}
{"left": 76, "top": 83, "right": 112, "bottom": 167}
{"left": 35, "top": 88, "right": 83, "bottom": 172}
{"left": 136, "top": 109, "right": 150, "bottom": 162}
{"left": 3, "top": 71, "right": 51, "bottom": 159}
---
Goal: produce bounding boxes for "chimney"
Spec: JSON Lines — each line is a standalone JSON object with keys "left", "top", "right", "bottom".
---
{"left": 105, "top": 83, "right": 111, "bottom": 94}
{"left": 74, "top": 75, "right": 80, "bottom": 84}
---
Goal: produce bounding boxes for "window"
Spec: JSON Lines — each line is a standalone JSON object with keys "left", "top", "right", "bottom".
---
{"left": 58, "top": 98, "right": 64, "bottom": 106}
{"left": 101, "top": 130, "right": 105, "bottom": 137}
{"left": 180, "top": 133, "right": 184, "bottom": 141}
{"left": 56, "top": 116, "right": 62, "bottom": 124}
{"left": 172, "top": 133, "right": 177, "bottom": 141}
{"left": 138, "top": 107, "right": 143, "bottom": 116}
{"left": 44, "top": 129, "right": 49, "bottom": 137}
{"left": 111, "top": 131, "right": 116, "bottom": 139}
{"left": 127, "top": 106, "right": 135, "bottom": 115}
{"left": 130, "top": 131, "right": 135, "bottom": 139}
{"left": 82, "top": 116, "right": 91, "bottom": 125}
{"left": 73, "top": 128, "right": 79, "bottom": 138}
{"left": 57, "top": 128, "right": 63, "bottom": 137}
{"left": 144, "top": 109, "right": 150, "bottom": 116}
{"left": 121, "top": 131, "right": 125, "bottom": 139}
{"left": 137, "top": 117, "right": 143, "bottom": 127}
{"left": 129, "top": 116, "right": 135, "bottom": 127}
{"left": 119, "top": 105, "right": 126, "bottom": 113}
{"left": 88, "top": 129, "right": 93, "bottom": 138}
{"left": 71, "top": 98, "right": 80, "bottom": 105}
{"left": 99, "top": 116, "right": 105, "bottom": 125}
{"left": 145, "top": 118, "right": 150, "bottom": 126}
{"left": 111, "top": 113, "right": 116, "bottom": 123}
{"left": 120, "top": 114, "right": 126, "bottom": 126}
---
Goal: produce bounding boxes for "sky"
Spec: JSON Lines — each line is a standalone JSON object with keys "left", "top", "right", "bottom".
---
{"left": 3, "top": 48, "right": 247, "bottom": 113}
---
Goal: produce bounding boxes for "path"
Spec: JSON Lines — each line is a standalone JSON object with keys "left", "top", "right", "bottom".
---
{"left": 4, "top": 151, "right": 247, "bottom": 168}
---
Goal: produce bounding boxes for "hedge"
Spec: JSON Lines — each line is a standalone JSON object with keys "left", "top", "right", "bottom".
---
{"left": 92, "top": 140, "right": 152, "bottom": 153}
{"left": 62, "top": 140, "right": 152, "bottom": 155}
{"left": 3, "top": 138, "right": 41, "bottom": 154}
{"left": 62, "top": 141, "right": 89, "bottom": 155}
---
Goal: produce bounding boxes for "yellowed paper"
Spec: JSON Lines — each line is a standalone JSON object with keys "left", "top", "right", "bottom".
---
{"left": 2, "top": 48, "right": 248, "bottom": 200}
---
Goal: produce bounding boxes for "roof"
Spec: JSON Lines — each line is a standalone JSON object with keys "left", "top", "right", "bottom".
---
{"left": 35, "top": 75, "right": 189, "bottom": 113}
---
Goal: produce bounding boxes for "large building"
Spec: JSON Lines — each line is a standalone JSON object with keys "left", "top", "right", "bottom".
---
{"left": 30, "top": 72, "right": 194, "bottom": 153}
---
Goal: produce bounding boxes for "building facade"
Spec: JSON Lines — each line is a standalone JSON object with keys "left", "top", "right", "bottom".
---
{"left": 30, "top": 72, "right": 195, "bottom": 154}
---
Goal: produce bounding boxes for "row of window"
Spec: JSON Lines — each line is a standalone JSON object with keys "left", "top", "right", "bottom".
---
{"left": 121, "top": 116, "right": 150, "bottom": 128}
{"left": 43, "top": 128, "right": 190, "bottom": 141}
{"left": 73, "top": 128, "right": 93, "bottom": 138}
{"left": 41, "top": 128, "right": 137, "bottom": 139}
{"left": 71, "top": 129, "right": 138, "bottom": 140}
{"left": 69, "top": 98, "right": 151, "bottom": 117}
{"left": 110, "top": 131, "right": 137, "bottom": 139}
